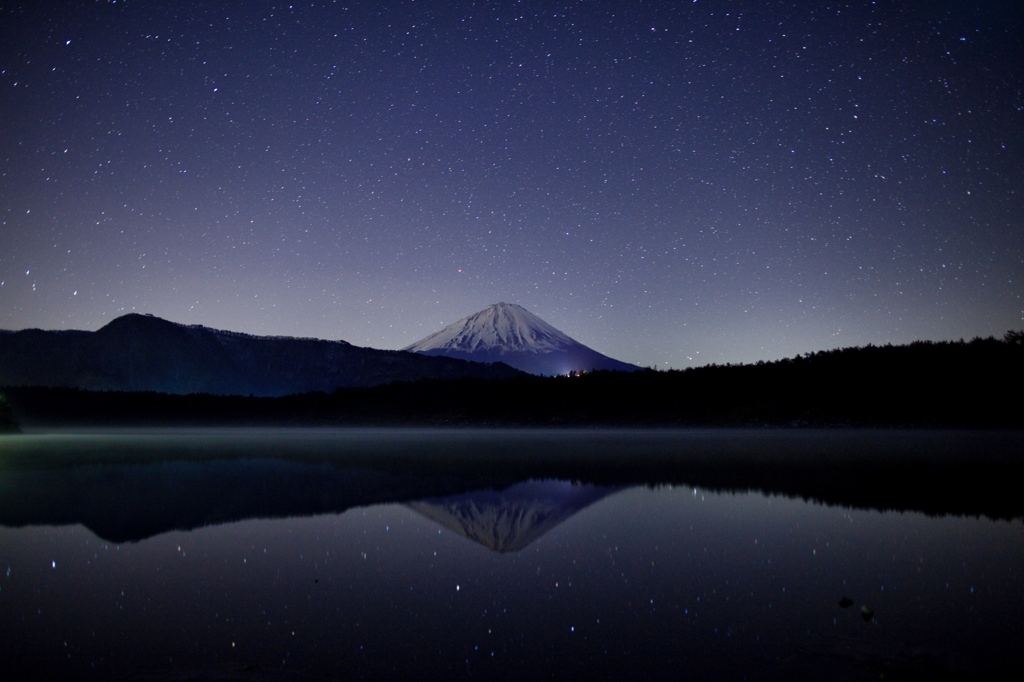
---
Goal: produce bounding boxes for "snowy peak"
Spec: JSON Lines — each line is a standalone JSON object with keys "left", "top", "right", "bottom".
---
{"left": 403, "top": 303, "right": 640, "bottom": 375}
{"left": 403, "top": 303, "right": 581, "bottom": 354}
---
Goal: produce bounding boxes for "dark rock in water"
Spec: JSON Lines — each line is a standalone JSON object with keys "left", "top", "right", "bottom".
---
{"left": 838, "top": 597, "right": 854, "bottom": 608}
{"left": 861, "top": 605, "right": 874, "bottom": 621}
{"left": 0, "top": 313, "right": 521, "bottom": 396}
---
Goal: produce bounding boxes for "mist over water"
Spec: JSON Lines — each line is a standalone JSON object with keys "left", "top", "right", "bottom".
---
{"left": 0, "top": 429, "right": 1021, "bottom": 680}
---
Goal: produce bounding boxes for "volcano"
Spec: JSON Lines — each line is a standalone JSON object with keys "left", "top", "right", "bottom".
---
{"left": 403, "top": 302, "right": 640, "bottom": 375}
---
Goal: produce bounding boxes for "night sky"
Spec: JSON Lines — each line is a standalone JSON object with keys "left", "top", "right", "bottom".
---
{"left": 2, "top": 1, "right": 1021, "bottom": 368}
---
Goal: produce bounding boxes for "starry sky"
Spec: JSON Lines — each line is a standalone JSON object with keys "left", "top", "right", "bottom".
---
{"left": 2, "top": 0, "right": 1022, "bottom": 368}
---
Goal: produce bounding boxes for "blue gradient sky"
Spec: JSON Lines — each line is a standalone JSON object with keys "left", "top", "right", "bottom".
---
{"left": 2, "top": 1, "right": 1021, "bottom": 368}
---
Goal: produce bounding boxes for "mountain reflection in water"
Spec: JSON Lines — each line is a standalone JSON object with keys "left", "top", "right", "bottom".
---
{"left": 1, "top": 428, "right": 1022, "bottom": 537}
{"left": 407, "top": 481, "right": 621, "bottom": 553}
{"left": 0, "top": 459, "right": 617, "bottom": 550}
{"left": 1, "top": 429, "right": 1022, "bottom": 681}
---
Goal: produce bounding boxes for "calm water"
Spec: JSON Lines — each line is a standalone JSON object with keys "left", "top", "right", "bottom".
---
{"left": 0, "top": 429, "right": 1021, "bottom": 680}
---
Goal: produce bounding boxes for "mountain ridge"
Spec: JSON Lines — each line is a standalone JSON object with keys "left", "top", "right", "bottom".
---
{"left": 0, "top": 313, "right": 521, "bottom": 396}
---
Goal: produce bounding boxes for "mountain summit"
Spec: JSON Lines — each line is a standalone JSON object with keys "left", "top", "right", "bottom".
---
{"left": 403, "top": 303, "right": 639, "bottom": 375}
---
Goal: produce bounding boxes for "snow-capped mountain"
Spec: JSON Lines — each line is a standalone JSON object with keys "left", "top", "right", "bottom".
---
{"left": 403, "top": 302, "right": 640, "bottom": 375}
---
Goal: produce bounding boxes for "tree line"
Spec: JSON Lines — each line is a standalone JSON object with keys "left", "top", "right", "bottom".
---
{"left": 3, "top": 332, "right": 1022, "bottom": 429}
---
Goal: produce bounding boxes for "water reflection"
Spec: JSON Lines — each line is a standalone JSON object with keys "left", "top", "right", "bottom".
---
{"left": 1, "top": 428, "right": 1022, "bottom": 541}
{"left": 0, "top": 459, "right": 509, "bottom": 543}
{"left": 2, "top": 484, "right": 1021, "bottom": 681}
{"left": 0, "top": 429, "right": 1022, "bottom": 680}
{"left": 407, "top": 481, "right": 621, "bottom": 553}
{"left": 0, "top": 460, "right": 618, "bottom": 551}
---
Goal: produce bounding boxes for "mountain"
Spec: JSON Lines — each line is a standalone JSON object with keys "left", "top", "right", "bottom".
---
{"left": 0, "top": 313, "right": 520, "bottom": 396}
{"left": 403, "top": 302, "right": 640, "bottom": 375}
{"left": 407, "top": 481, "right": 621, "bottom": 553}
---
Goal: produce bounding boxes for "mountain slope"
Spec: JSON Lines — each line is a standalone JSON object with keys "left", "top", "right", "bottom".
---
{"left": 403, "top": 302, "right": 639, "bottom": 375}
{"left": 0, "top": 313, "right": 521, "bottom": 396}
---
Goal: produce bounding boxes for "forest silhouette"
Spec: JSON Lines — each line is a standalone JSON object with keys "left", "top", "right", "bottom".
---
{"left": 4, "top": 332, "right": 1021, "bottom": 429}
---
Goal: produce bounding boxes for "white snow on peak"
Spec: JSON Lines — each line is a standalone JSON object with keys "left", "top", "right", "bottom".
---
{"left": 403, "top": 303, "right": 582, "bottom": 354}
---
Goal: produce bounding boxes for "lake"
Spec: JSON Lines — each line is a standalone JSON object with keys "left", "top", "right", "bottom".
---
{"left": 1, "top": 428, "right": 1021, "bottom": 680}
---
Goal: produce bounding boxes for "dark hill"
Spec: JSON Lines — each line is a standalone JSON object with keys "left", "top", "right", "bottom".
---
{"left": 0, "top": 313, "right": 521, "bottom": 396}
